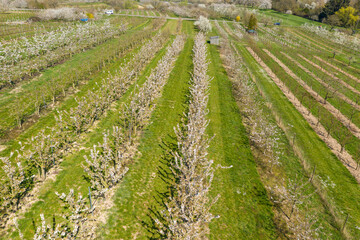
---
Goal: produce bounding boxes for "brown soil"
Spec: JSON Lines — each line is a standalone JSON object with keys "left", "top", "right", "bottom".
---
{"left": 247, "top": 47, "right": 360, "bottom": 184}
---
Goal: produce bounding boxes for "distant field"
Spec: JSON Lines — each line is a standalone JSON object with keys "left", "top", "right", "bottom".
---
{"left": 58, "top": 2, "right": 110, "bottom": 8}
{"left": 0, "top": 11, "right": 63, "bottom": 41}
{"left": 259, "top": 9, "right": 323, "bottom": 26}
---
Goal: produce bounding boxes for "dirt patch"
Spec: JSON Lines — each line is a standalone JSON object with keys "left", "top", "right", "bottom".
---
{"left": 247, "top": 47, "right": 360, "bottom": 184}
{"left": 7, "top": 74, "right": 42, "bottom": 95}
{"left": 2, "top": 113, "right": 41, "bottom": 144}
{"left": 4, "top": 21, "right": 27, "bottom": 25}
{"left": 0, "top": 145, "right": 6, "bottom": 152}
{"left": 9, "top": 86, "right": 23, "bottom": 94}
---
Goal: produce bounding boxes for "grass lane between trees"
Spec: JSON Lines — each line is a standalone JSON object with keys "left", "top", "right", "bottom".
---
{"left": 206, "top": 28, "right": 277, "bottom": 239}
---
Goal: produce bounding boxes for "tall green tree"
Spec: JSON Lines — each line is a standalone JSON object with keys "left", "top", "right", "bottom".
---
{"left": 248, "top": 14, "right": 258, "bottom": 30}
{"left": 319, "top": 0, "right": 350, "bottom": 21}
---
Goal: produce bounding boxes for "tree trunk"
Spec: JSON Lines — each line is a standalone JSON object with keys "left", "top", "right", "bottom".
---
{"left": 41, "top": 167, "right": 46, "bottom": 181}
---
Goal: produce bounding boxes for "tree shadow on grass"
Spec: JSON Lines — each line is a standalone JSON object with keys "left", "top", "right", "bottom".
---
{"left": 141, "top": 79, "right": 190, "bottom": 239}
{"left": 141, "top": 134, "right": 179, "bottom": 239}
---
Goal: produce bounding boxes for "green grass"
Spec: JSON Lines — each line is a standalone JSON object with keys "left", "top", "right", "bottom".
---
{"left": 8, "top": 26, "right": 176, "bottom": 240}
{"left": 238, "top": 41, "right": 360, "bottom": 239}
{"left": 205, "top": 36, "right": 277, "bottom": 239}
{"left": 0, "top": 20, "right": 155, "bottom": 155}
{"left": 216, "top": 20, "right": 342, "bottom": 237}
{"left": 259, "top": 9, "right": 322, "bottom": 27}
{"left": 0, "top": 23, "right": 173, "bottom": 239}
{"left": 251, "top": 40, "right": 360, "bottom": 165}
{"left": 0, "top": 12, "right": 35, "bottom": 22}
{"left": 0, "top": 18, "right": 149, "bottom": 135}
{"left": 290, "top": 28, "right": 360, "bottom": 67}
{"left": 226, "top": 44, "right": 342, "bottom": 239}
{"left": 266, "top": 45, "right": 360, "bottom": 129}
{"left": 0, "top": 20, "right": 174, "bottom": 160}
{"left": 98, "top": 20, "right": 193, "bottom": 239}
{"left": 99, "top": 21, "right": 277, "bottom": 239}
{"left": 4, "top": 12, "right": 360, "bottom": 239}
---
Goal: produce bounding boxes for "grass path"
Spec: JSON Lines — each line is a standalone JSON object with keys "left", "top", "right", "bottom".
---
{"left": 206, "top": 42, "right": 277, "bottom": 239}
